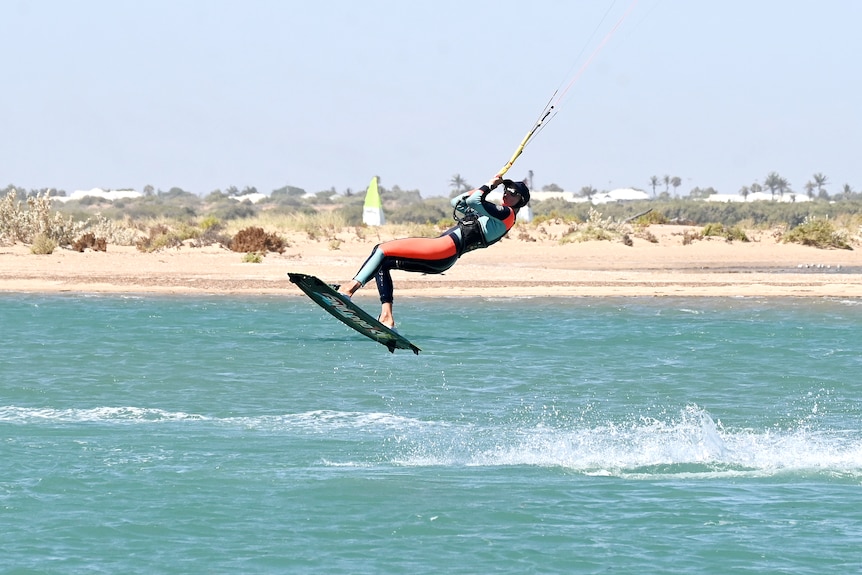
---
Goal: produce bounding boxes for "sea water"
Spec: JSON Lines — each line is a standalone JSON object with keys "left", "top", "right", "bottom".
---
{"left": 2, "top": 294, "right": 861, "bottom": 574}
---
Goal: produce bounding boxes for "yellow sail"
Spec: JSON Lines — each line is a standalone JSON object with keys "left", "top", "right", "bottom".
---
{"left": 362, "top": 176, "right": 384, "bottom": 226}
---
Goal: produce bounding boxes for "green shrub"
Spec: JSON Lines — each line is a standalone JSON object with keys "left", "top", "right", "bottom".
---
{"left": 782, "top": 218, "right": 851, "bottom": 249}
{"left": 702, "top": 222, "right": 726, "bottom": 237}
{"left": 702, "top": 222, "right": 749, "bottom": 242}
{"left": 725, "top": 225, "right": 750, "bottom": 242}
{"left": 633, "top": 209, "right": 668, "bottom": 226}
{"left": 242, "top": 252, "right": 263, "bottom": 263}
{"left": 199, "top": 215, "right": 221, "bottom": 231}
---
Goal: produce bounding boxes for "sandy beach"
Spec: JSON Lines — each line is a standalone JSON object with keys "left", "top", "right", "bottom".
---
{"left": 1, "top": 225, "right": 860, "bottom": 298}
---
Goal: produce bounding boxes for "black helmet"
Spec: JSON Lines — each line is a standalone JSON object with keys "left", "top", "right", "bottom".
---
{"left": 503, "top": 179, "right": 530, "bottom": 208}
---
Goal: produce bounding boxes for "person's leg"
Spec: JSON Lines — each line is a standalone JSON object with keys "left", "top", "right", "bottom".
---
{"left": 340, "top": 245, "right": 386, "bottom": 298}
{"left": 378, "top": 302, "right": 395, "bottom": 329}
{"left": 375, "top": 265, "right": 396, "bottom": 327}
{"left": 345, "top": 235, "right": 458, "bottom": 327}
{"left": 374, "top": 236, "right": 459, "bottom": 328}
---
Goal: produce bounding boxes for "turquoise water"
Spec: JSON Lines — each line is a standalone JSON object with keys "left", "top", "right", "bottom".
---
{"left": 2, "top": 294, "right": 861, "bottom": 574}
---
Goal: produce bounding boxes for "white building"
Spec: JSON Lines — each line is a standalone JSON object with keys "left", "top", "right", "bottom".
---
{"left": 591, "top": 188, "right": 651, "bottom": 204}
{"left": 51, "top": 188, "right": 143, "bottom": 203}
{"left": 704, "top": 191, "right": 812, "bottom": 203}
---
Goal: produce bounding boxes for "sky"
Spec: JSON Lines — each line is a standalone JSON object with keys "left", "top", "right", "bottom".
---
{"left": 2, "top": 0, "right": 860, "bottom": 198}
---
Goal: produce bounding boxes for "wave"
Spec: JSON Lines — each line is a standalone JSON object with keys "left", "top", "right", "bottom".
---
{"left": 4, "top": 405, "right": 860, "bottom": 478}
{"left": 0, "top": 405, "right": 210, "bottom": 423}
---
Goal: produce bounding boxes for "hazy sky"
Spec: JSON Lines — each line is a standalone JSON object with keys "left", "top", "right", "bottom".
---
{"left": 3, "top": 0, "right": 860, "bottom": 197}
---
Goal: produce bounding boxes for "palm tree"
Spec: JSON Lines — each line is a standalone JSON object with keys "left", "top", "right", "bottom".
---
{"left": 671, "top": 176, "right": 682, "bottom": 197}
{"left": 579, "top": 185, "right": 597, "bottom": 200}
{"left": 777, "top": 177, "right": 790, "bottom": 199}
{"left": 750, "top": 181, "right": 763, "bottom": 196}
{"left": 842, "top": 183, "right": 854, "bottom": 199}
{"left": 449, "top": 174, "right": 469, "bottom": 196}
{"left": 739, "top": 185, "right": 750, "bottom": 201}
{"left": 663, "top": 175, "right": 670, "bottom": 194}
{"left": 804, "top": 181, "right": 815, "bottom": 200}
{"left": 763, "top": 172, "right": 782, "bottom": 200}
{"left": 649, "top": 175, "right": 659, "bottom": 197}
{"left": 813, "top": 173, "right": 828, "bottom": 196}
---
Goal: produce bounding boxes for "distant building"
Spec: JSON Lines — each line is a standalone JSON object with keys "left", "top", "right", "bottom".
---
{"left": 51, "top": 188, "right": 142, "bottom": 203}
{"left": 488, "top": 187, "right": 649, "bottom": 207}
{"left": 591, "top": 188, "right": 651, "bottom": 204}
{"left": 704, "top": 191, "right": 812, "bottom": 203}
{"left": 229, "top": 193, "right": 268, "bottom": 204}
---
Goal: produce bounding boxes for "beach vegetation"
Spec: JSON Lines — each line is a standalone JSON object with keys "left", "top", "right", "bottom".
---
{"left": 1, "top": 190, "right": 86, "bottom": 246}
{"left": 782, "top": 217, "right": 851, "bottom": 250}
{"left": 30, "top": 233, "right": 57, "bottom": 254}
{"left": 559, "top": 208, "right": 626, "bottom": 244}
{"left": 635, "top": 229, "right": 659, "bottom": 243}
{"left": 702, "top": 223, "right": 750, "bottom": 242}
{"left": 72, "top": 232, "right": 107, "bottom": 252}
{"left": 136, "top": 223, "right": 184, "bottom": 252}
{"left": 5, "top": 178, "right": 862, "bottom": 254}
{"left": 241, "top": 252, "right": 263, "bottom": 263}
{"left": 682, "top": 229, "right": 703, "bottom": 245}
{"left": 632, "top": 209, "right": 668, "bottom": 226}
{"left": 229, "top": 226, "right": 286, "bottom": 254}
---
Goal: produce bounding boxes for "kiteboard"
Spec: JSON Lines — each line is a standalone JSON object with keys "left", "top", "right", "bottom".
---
{"left": 288, "top": 273, "right": 421, "bottom": 354}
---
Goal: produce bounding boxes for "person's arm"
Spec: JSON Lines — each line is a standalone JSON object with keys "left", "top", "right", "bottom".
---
{"left": 464, "top": 175, "right": 510, "bottom": 219}
{"left": 476, "top": 174, "right": 504, "bottom": 196}
{"left": 451, "top": 175, "right": 505, "bottom": 212}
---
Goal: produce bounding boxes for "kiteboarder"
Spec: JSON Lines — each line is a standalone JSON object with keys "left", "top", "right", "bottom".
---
{"left": 339, "top": 174, "right": 530, "bottom": 329}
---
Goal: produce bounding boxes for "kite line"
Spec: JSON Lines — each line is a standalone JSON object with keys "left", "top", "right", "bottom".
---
{"left": 497, "top": 0, "right": 641, "bottom": 178}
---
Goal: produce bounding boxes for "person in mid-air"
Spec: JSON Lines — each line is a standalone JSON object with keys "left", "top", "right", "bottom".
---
{"left": 338, "top": 174, "right": 530, "bottom": 329}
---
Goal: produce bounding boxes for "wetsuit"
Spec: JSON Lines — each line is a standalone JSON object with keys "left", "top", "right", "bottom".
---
{"left": 352, "top": 186, "right": 517, "bottom": 303}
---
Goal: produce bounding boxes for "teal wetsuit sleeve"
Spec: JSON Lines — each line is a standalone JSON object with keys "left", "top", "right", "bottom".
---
{"left": 353, "top": 246, "right": 385, "bottom": 285}
{"left": 451, "top": 192, "right": 471, "bottom": 210}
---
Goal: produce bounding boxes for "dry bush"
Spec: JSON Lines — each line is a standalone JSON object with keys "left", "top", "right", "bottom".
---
{"left": 635, "top": 229, "right": 659, "bottom": 243}
{"left": 230, "top": 226, "right": 286, "bottom": 253}
{"left": 30, "top": 233, "right": 57, "bottom": 254}
{"left": 73, "top": 232, "right": 107, "bottom": 252}
{"left": 682, "top": 229, "right": 703, "bottom": 245}
{"left": 136, "top": 223, "right": 182, "bottom": 252}
{"left": 0, "top": 190, "right": 86, "bottom": 246}
{"left": 83, "top": 214, "right": 139, "bottom": 246}
{"left": 559, "top": 208, "right": 630, "bottom": 244}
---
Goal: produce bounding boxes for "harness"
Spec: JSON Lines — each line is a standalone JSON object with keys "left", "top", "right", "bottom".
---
{"left": 452, "top": 192, "right": 517, "bottom": 255}
{"left": 455, "top": 211, "right": 487, "bottom": 254}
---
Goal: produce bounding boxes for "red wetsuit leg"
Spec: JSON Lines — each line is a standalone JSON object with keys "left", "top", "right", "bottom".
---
{"left": 380, "top": 236, "right": 458, "bottom": 260}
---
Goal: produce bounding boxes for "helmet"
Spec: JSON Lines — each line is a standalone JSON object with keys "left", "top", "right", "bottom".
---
{"left": 503, "top": 180, "right": 530, "bottom": 208}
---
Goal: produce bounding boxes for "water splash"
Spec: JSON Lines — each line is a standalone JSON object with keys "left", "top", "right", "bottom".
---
{"left": 4, "top": 404, "right": 860, "bottom": 478}
{"left": 388, "top": 405, "right": 862, "bottom": 479}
